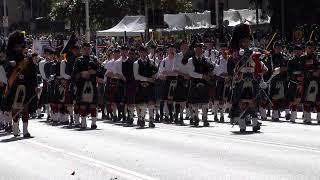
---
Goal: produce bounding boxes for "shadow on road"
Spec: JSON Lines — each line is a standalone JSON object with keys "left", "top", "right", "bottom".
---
{"left": 231, "top": 131, "right": 263, "bottom": 135}
{"left": 0, "top": 136, "right": 34, "bottom": 143}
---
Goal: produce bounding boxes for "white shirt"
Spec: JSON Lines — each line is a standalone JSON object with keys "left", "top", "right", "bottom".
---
{"left": 159, "top": 56, "right": 176, "bottom": 77}
{"left": 39, "top": 59, "right": 48, "bottom": 80}
{"left": 133, "top": 60, "right": 151, "bottom": 82}
{"left": 213, "top": 55, "right": 228, "bottom": 76}
{"left": 113, "top": 56, "right": 127, "bottom": 77}
{"left": 105, "top": 59, "right": 116, "bottom": 74}
{"left": 186, "top": 57, "right": 203, "bottom": 79}
{"left": 60, "top": 60, "right": 71, "bottom": 80}
{"left": 204, "top": 49, "right": 219, "bottom": 63}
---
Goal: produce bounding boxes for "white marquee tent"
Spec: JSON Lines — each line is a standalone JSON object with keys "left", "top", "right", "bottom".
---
{"left": 96, "top": 9, "right": 270, "bottom": 37}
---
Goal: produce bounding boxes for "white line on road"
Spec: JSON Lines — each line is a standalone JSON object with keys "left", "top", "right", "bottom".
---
{"left": 26, "top": 139, "right": 158, "bottom": 180}
{"left": 158, "top": 128, "right": 320, "bottom": 153}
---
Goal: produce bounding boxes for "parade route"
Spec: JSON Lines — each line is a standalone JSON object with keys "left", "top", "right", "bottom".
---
{"left": 0, "top": 113, "right": 319, "bottom": 180}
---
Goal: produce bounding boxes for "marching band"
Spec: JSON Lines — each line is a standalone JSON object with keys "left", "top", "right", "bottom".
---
{"left": 0, "top": 23, "right": 320, "bottom": 138}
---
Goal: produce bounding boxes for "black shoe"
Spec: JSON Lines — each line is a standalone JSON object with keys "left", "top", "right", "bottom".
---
{"left": 179, "top": 117, "right": 185, "bottom": 125}
{"left": 193, "top": 117, "right": 199, "bottom": 126}
{"left": 149, "top": 121, "right": 155, "bottom": 128}
{"left": 37, "top": 114, "right": 44, "bottom": 119}
{"left": 155, "top": 114, "right": 160, "bottom": 122}
{"left": 285, "top": 114, "right": 291, "bottom": 120}
{"left": 214, "top": 115, "right": 219, "bottom": 122}
{"left": 14, "top": 133, "right": 20, "bottom": 137}
{"left": 112, "top": 116, "right": 119, "bottom": 122}
{"left": 220, "top": 116, "right": 225, "bottom": 123}
{"left": 272, "top": 118, "right": 280, "bottom": 122}
{"left": 60, "top": 121, "right": 69, "bottom": 125}
{"left": 304, "top": 121, "right": 312, "bottom": 125}
{"left": 190, "top": 117, "right": 194, "bottom": 125}
{"left": 127, "top": 118, "right": 134, "bottom": 125}
{"left": 174, "top": 118, "right": 179, "bottom": 124}
{"left": 169, "top": 116, "right": 174, "bottom": 123}
{"left": 91, "top": 124, "right": 97, "bottom": 129}
{"left": 75, "top": 124, "right": 81, "bottom": 128}
{"left": 5, "top": 125, "right": 12, "bottom": 133}
{"left": 164, "top": 116, "right": 169, "bottom": 123}
{"left": 203, "top": 121, "right": 210, "bottom": 127}
{"left": 138, "top": 119, "right": 145, "bottom": 127}
{"left": 253, "top": 125, "right": 261, "bottom": 132}
{"left": 318, "top": 121, "right": 320, "bottom": 125}
{"left": 102, "top": 114, "right": 107, "bottom": 120}
{"left": 23, "top": 133, "right": 31, "bottom": 138}
{"left": 80, "top": 126, "right": 87, "bottom": 130}
{"left": 240, "top": 129, "right": 246, "bottom": 132}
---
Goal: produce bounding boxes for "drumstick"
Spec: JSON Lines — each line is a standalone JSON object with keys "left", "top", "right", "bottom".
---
{"left": 265, "top": 32, "right": 278, "bottom": 51}
{"left": 309, "top": 30, "right": 315, "bottom": 42}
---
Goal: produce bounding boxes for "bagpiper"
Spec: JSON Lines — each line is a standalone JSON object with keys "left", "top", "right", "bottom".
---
{"left": 286, "top": 44, "right": 305, "bottom": 123}
{"left": 72, "top": 42, "right": 100, "bottom": 129}
{"left": 227, "top": 24, "right": 267, "bottom": 132}
{"left": 3, "top": 31, "right": 38, "bottom": 137}
{"left": 186, "top": 42, "right": 213, "bottom": 127}
{"left": 133, "top": 45, "right": 158, "bottom": 128}
{"left": 301, "top": 41, "right": 320, "bottom": 124}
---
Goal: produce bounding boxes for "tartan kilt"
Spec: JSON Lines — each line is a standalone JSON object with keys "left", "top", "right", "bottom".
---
{"left": 154, "top": 79, "right": 165, "bottom": 101}
{"left": 164, "top": 76, "right": 178, "bottom": 101}
{"left": 173, "top": 76, "right": 190, "bottom": 102}
{"left": 39, "top": 81, "right": 49, "bottom": 105}
{"left": 47, "top": 80, "right": 56, "bottom": 104}
{"left": 97, "top": 82, "right": 105, "bottom": 106}
{"left": 287, "top": 78, "right": 304, "bottom": 102}
{"left": 135, "top": 81, "right": 155, "bottom": 104}
{"left": 125, "top": 81, "right": 137, "bottom": 105}
{"left": 57, "top": 79, "right": 74, "bottom": 105}
{"left": 214, "top": 76, "right": 225, "bottom": 101}
{"left": 104, "top": 78, "right": 125, "bottom": 104}
{"left": 189, "top": 78, "right": 209, "bottom": 104}
{"left": 303, "top": 78, "right": 319, "bottom": 103}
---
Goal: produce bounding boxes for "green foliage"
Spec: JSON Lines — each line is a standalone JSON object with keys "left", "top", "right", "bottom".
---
{"left": 48, "top": 0, "right": 193, "bottom": 31}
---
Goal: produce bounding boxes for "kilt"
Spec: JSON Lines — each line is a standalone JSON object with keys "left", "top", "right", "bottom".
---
{"left": 135, "top": 81, "right": 155, "bottom": 104}
{"left": 125, "top": 81, "right": 137, "bottom": 105}
{"left": 53, "top": 78, "right": 74, "bottom": 104}
{"left": 270, "top": 79, "right": 287, "bottom": 100}
{"left": 287, "top": 76, "right": 304, "bottom": 102}
{"left": 164, "top": 76, "right": 178, "bottom": 101}
{"left": 173, "top": 76, "right": 190, "bottom": 102}
{"left": 97, "top": 82, "right": 105, "bottom": 106}
{"left": 75, "top": 80, "right": 98, "bottom": 105}
{"left": 214, "top": 76, "right": 225, "bottom": 101}
{"left": 154, "top": 79, "right": 165, "bottom": 101}
{"left": 105, "top": 78, "right": 125, "bottom": 104}
{"left": 208, "top": 79, "right": 216, "bottom": 100}
{"left": 39, "top": 81, "right": 49, "bottom": 105}
{"left": 189, "top": 78, "right": 209, "bottom": 104}
{"left": 303, "top": 78, "right": 319, "bottom": 103}
{"left": 47, "top": 80, "right": 56, "bottom": 104}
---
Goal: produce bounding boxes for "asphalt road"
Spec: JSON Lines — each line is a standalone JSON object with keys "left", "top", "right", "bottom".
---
{"left": 0, "top": 112, "right": 319, "bottom": 180}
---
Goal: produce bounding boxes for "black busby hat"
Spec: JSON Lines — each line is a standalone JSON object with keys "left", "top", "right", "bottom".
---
{"left": 61, "top": 32, "right": 79, "bottom": 54}
{"left": 6, "top": 31, "right": 26, "bottom": 55}
{"left": 229, "top": 23, "right": 252, "bottom": 50}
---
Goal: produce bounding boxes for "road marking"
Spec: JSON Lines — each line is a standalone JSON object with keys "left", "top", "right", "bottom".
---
{"left": 26, "top": 139, "right": 158, "bottom": 180}
{"left": 158, "top": 128, "right": 320, "bottom": 153}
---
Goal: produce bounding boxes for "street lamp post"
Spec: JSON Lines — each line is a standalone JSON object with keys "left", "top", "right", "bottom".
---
{"left": 85, "top": 0, "right": 90, "bottom": 42}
